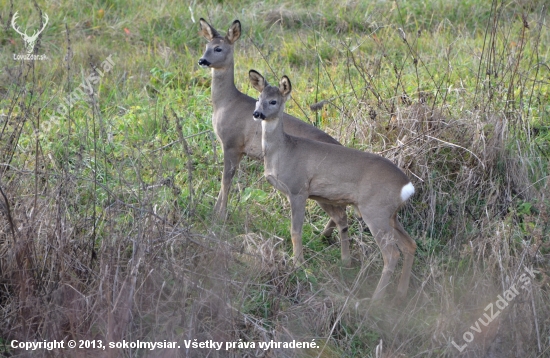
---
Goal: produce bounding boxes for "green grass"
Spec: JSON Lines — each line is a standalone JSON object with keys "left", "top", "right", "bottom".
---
{"left": 1, "top": 0, "right": 549, "bottom": 357}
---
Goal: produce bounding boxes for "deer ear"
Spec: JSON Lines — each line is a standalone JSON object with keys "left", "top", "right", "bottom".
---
{"left": 249, "top": 70, "right": 266, "bottom": 93}
{"left": 279, "top": 76, "right": 292, "bottom": 99}
{"left": 226, "top": 20, "right": 241, "bottom": 44}
{"left": 199, "top": 18, "right": 219, "bottom": 41}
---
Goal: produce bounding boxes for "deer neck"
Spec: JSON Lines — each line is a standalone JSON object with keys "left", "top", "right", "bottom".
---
{"left": 261, "top": 116, "right": 287, "bottom": 171}
{"left": 210, "top": 61, "right": 240, "bottom": 110}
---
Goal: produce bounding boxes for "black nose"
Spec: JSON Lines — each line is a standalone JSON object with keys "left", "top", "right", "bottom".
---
{"left": 253, "top": 111, "right": 265, "bottom": 119}
{"left": 198, "top": 58, "right": 210, "bottom": 67}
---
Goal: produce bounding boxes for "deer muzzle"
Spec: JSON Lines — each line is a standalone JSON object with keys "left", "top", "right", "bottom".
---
{"left": 198, "top": 58, "right": 211, "bottom": 67}
{"left": 252, "top": 111, "right": 265, "bottom": 120}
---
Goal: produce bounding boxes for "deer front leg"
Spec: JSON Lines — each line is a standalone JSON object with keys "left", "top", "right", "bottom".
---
{"left": 289, "top": 195, "right": 307, "bottom": 265}
{"left": 214, "top": 147, "right": 242, "bottom": 219}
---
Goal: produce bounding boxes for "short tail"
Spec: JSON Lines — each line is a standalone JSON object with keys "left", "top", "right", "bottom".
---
{"left": 400, "top": 182, "right": 415, "bottom": 202}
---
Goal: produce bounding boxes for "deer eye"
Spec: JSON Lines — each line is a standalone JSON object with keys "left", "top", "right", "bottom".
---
{"left": 269, "top": 100, "right": 277, "bottom": 105}
{"left": 214, "top": 47, "right": 222, "bottom": 52}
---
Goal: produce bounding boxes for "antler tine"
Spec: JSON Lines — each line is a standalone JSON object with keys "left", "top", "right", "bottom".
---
{"left": 41, "top": 13, "right": 49, "bottom": 30}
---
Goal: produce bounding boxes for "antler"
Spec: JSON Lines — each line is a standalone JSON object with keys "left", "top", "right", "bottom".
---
{"left": 38, "top": 13, "right": 49, "bottom": 36}
{"left": 11, "top": 12, "right": 26, "bottom": 37}
{"left": 11, "top": 12, "right": 49, "bottom": 41}
{"left": 27, "top": 13, "right": 49, "bottom": 41}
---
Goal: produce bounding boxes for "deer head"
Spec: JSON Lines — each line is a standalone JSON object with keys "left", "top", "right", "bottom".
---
{"left": 250, "top": 70, "right": 292, "bottom": 122}
{"left": 198, "top": 18, "right": 241, "bottom": 69}
{"left": 11, "top": 12, "right": 49, "bottom": 54}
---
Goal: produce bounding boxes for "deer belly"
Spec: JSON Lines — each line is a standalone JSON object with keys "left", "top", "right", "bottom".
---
{"left": 265, "top": 174, "right": 290, "bottom": 196}
{"left": 308, "top": 182, "right": 356, "bottom": 205}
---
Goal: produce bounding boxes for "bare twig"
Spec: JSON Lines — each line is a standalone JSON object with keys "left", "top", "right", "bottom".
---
{"left": 0, "top": 184, "right": 16, "bottom": 242}
{"left": 171, "top": 108, "right": 195, "bottom": 213}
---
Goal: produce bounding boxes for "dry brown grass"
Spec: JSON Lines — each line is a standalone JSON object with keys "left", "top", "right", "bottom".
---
{"left": 1, "top": 1, "right": 549, "bottom": 357}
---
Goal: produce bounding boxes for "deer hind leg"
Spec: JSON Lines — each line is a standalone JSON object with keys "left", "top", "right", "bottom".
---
{"left": 214, "top": 147, "right": 243, "bottom": 219}
{"left": 362, "top": 212, "right": 400, "bottom": 301}
{"left": 320, "top": 217, "right": 337, "bottom": 242}
{"left": 391, "top": 212, "right": 416, "bottom": 300}
{"left": 317, "top": 202, "right": 350, "bottom": 266}
{"left": 289, "top": 195, "right": 308, "bottom": 265}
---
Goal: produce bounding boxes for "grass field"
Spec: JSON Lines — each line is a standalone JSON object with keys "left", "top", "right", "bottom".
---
{"left": 1, "top": 0, "right": 549, "bottom": 357}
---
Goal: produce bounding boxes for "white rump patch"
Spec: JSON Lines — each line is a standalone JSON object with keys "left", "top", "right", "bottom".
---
{"left": 400, "top": 182, "right": 415, "bottom": 202}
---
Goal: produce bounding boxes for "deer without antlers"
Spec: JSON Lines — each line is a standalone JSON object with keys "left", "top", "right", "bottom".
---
{"left": 11, "top": 11, "right": 49, "bottom": 54}
{"left": 198, "top": 18, "right": 345, "bottom": 239}
{"left": 249, "top": 70, "right": 416, "bottom": 301}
